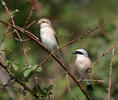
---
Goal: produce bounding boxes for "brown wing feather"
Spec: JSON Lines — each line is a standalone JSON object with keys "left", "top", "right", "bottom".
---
{"left": 50, "top": 26, "right": 60, "bottom": 46}
{"left": 49, "top": 26, "right": 63, "bottom": 60}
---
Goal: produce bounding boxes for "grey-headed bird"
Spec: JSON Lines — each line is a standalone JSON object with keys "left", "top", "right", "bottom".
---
{"left": 37, "top": 18, "right": 62, "bottom": 59}
{"left": 72, "top": 49, "right": 93, "bottom": 91}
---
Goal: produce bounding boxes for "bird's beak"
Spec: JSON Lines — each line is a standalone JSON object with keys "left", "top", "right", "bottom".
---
{"left": 37, "top": 21, "right": 41, "bottom": 25}
{"left": 72, "top": 52, "right": 76, "bottom": 55}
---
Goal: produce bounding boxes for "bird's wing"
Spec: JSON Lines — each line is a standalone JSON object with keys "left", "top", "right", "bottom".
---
{"left": 50, "top": 26, "right": 60, "bottom": 46}
{"left": 50, "top": 26, "right": 63, "bottom": 60}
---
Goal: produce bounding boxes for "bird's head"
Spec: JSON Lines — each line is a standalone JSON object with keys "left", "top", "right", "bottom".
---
{"left": 37, "top": 18, "right": 51, "bottom": 28}
{"left": 72, "top": 49, "right": 88, "bottom": 57}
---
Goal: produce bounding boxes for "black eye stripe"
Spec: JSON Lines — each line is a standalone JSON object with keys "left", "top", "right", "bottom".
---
{"left": 75, "top": 51, "right": 83, "bottom": 55}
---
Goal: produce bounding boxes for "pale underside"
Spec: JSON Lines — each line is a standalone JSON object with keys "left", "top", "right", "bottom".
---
{"left": 40, "top": 26, "right": 58, "bottom": 50}
{"left": 75, "top": 55, "right": 91, "bottom": 83}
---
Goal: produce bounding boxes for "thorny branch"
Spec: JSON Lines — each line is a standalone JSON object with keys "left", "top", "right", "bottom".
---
{"left": 0, "top": 20, "right": 91, "bottom": 100}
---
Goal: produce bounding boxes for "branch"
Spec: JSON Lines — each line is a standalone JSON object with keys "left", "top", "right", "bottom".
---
{"left": 0, "top": 84, "right": 24, "bottom": 91}
{"left": 107, "top": 48, "right": 115, "bottom": 100}
{"left": 23, "top": 8, "right": 33, "bottom": 29}
{"left": 81, "top": 79, "right": 105, "bottom": 83}
{"left": 0, "top": 26, "right": 10, "bottom": 46}
{"left": 0, "top": 20, "right": 91, "bottom": 100}
{"left": 25, "top": 21, "right": 36, "bottom": 29}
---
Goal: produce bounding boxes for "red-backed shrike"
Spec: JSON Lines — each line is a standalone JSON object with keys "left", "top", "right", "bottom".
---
{"left": 37, "top": 18, "right": 61, "bottom": 59}
{"left": 72, "top": 49, "right": 93, "bottom": 91}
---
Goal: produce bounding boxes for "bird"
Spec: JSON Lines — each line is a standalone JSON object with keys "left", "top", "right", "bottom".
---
{"left": 72, "top": 49, "right": 93, "bottom": 91}
{"left": 37, "top": 18, "right": 62, "bottom": 59}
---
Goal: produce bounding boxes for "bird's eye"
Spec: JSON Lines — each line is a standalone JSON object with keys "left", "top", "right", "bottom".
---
{"left": 42, "top": 21, "right": 45, "bottom": 23}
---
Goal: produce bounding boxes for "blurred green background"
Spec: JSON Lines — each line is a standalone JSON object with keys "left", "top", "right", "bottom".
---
{"left": 0, "top": 0, "right": 118, "bottom": 100}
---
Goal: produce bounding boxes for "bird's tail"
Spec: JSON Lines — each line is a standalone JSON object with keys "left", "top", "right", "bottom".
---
{"left": 86, "top": 74, "right": 93, "bottom": 91}
{"left": 87, "top": 84, "right": 93, "bottom": 91}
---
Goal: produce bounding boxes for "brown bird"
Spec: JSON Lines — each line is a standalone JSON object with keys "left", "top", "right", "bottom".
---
{"left": 37, "top": 18, "right": 62, "bottom": 59}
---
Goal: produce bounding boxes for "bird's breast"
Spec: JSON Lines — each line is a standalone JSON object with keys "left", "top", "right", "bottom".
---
{"left": 40, "top": 27, "right": 58, "bottom": 50}
{"left": 75, "top": 56, "right": 91, "bottom": 74}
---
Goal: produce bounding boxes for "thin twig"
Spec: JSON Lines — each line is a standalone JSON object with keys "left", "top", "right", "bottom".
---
{"left": 66, "top": 74, "right": 78, "bottom": 100}
{"left": 47, "top": 93, "right": 51, "bottom": 100}
{"left": 0, "top": 55, "right": 5, "bottom": 64}
{"left": 81, "top": 79, "right": 105, "bottom": 83}
{"left": 3, "top": 78, "right": 14, "bottom": 87}
{"left": 15, "top": 37, "right": 31, "bottom": 42}
{"left": 107, "top": 48, "right": 115, "bottom": 100}
{"left": 0, "top": 26, "right": 10, "bottom": 46}
{"left": 0, "top": 84, "right": 24, "bottom": 90}
{"left": 22, "top": 42, "right": 30, "bottom": 66}
{"left": 0, "top": 20, "right": 91, "bottom": 100}
{"left": 26, "top": 21, "right": 36, "bottom": 29}
{"left": 1, "top": 0, "right": 22, "bottom": 40}
{"left": 23, "top": 8, "right": 33, "bottom": 29}
{"left": 34, "top": 76, "right": 41, "bottom": 90}
{"left": 66, "top": 74, "right": 71, "bottom": 92}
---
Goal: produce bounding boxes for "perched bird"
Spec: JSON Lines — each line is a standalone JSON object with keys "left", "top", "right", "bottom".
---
{"left": 37, "top": 18, "right": 62, "bottom": 59}
{"left": 72, "top": 49, "right": 93, "bottom": 91}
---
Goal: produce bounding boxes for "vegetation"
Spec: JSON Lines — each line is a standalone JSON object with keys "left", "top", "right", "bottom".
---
{"left": 0, "top": 0, "right": 118, "bottom": 100}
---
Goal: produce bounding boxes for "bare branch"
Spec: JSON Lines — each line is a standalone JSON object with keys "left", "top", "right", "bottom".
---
{"left": 107, "top": 48, "right": 115, "bottom": 100}
{"left": 0, "top": 84, "right": 24, "bottom": 91}
{"left": 0, "top": 26, "right": 10, "bottom": 46}
{"left": 23, "top": 8, "right": 33, "bottom": 29}
{"left": 66, "top": 74, "right": 71, "bottom": 92}
{"left": 25, "top": 21, "right": 36, "bottom": 29}
{"left": 81, "top": 79, "right": 105, "bottom": 83}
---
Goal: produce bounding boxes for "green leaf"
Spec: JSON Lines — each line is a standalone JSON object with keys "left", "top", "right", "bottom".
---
{"left": 30, "top": 65, "right": 42, "bottom": 73}
{"left": 36, "top": 67, "right": 42, "bottom": 73}
{"left": 5, "top": 60, "right": 11, "bottom": 65}
{"left": 11, "top": 63, "right": 18, "bottom": 71}
{"left": 24, "top": 68, "right": 32, "bottom": 77}
{"left": 23, "top": 65, "right": 42, "bottom": 77}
